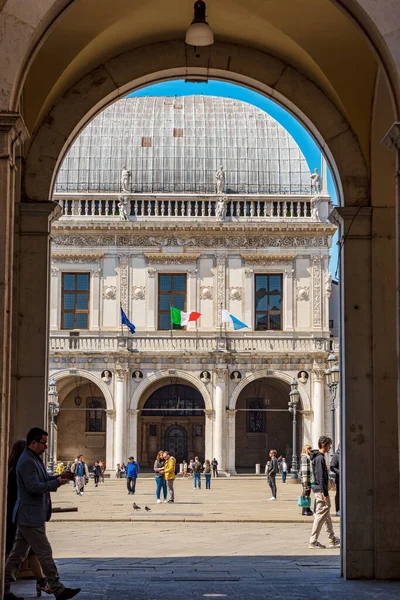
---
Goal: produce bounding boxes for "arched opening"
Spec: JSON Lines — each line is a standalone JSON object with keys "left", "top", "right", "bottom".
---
{"left": 55, "top": 376, "right": 108, "bottom": 468}
{"left": 235, "top": 378, "right": 301, "bottom": 472}
{"left": 138, "top": 382, "right": 205, "bottom": 466}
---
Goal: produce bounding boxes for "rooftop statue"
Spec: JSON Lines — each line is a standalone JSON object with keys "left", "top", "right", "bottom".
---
{"left": 118, "top": 197, "right": 129, "bottom": 221}
{"left": 216, "top": 166, "right": 226, "bottom": 195}
{"left": 216, "top": 197, "right": 227, "bottom": 221}
{"left": 121, "top": 166, "right": 131, "bottom": 193}
{"left": 310, "top": 168, "right": 321, "bottom": 195}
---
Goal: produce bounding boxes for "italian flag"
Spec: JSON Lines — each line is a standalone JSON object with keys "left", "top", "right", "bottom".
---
{"left": 170, "top": 306, "right": 201, "bottom": 327}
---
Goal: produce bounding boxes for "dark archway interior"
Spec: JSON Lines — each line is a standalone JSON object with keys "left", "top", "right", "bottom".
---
{"left": 139, "top": 383, "right": 205, "bottom": 466}
{"left": 56, "top": 378, "right": 107, "bottom": 467}
{"left": 235, "top": 378, "right": 302, "bottom": 471}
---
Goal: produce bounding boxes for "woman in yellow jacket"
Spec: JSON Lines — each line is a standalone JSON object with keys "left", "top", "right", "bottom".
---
{"left": 161, "top": 451, "right": 176, "bottom": 503}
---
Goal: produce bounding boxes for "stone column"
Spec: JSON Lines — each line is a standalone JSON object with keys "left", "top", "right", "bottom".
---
{"left": 114, "top": 366, "right": 128, "bottom": 466}
{"left": 147, "top": 267, "right": 157, "bottom": 330}
{"left": 284, "top": 268, "right": 294, "bottom": 331}
{"left": 311, "top": 255, "right": 323, "bottom": 332}
{"left": 244, "top": 268, "right": 253, "bottom": 329}
{"left": 187, "top": 268, "right": 198, "bottom": 331}
{"left": 331, "top": 204, "right": 400, "bottom": 579}
{"left": 226, "top": 409, "right": 237, "bottom": 474}
{"left": 127, "top": 409, "right": 139, "bottom": 458}
{"left": 312, "top": 368, "right": 325, "bottom": 447}
{"left": 11, "top": 202, "right": 62, "bottom": 439}
{"left": 204, "top": 409, "right": 214, "bottom": 461}
{"left": 216, "top": 255, "right": 227, "bottom": 326}
{"left": 213, "top": 367, "right": 227, "bottom": 469}
{"left": 90, "top": 267, "right": 101, "bottom": 330}
{"left": 105, "top": 409, "right": 115, "bottom": 473}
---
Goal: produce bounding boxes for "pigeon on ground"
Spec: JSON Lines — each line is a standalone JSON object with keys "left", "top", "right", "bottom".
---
{"left": 145, "top": 506, "right": 151, "bottom": 512}
{"left": 133, "top": 502, "right": 141, "bottom": 510}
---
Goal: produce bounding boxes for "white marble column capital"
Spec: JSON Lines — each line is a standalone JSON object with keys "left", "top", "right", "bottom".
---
{"left": 204, "top": 409, "right": 215, "bottom": 419}
{"left": 106, "top": 409, "right": 116, "bottom": 419}
{"left": 127, "top": 409, "right": 140, "bottom": 416}
{"left": 226, "top": 409, "right": 237, "bottom": 418}
{"left": 313, "top": 369, "right": 325, "bottom": 382}
{"left": 115, "top": 366, "right": 129, "bottom": 381}
{"left": 214, "top": 367, "right": 228, "bottom": 382}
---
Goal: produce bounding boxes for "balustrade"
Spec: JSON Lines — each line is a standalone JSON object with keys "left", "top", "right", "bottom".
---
{"left": 56, "top": 196, "right": 314, "bottom": 220}
{"left": 49, "top": 334, "right": 332, "bottom": 354}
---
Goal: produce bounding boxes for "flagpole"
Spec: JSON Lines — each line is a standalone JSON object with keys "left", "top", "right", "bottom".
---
{"left": 170, "top": 301, "right": 173, "bottom": 347}
{"left": 120, "top": 302, "right": 124, "bottom": 337}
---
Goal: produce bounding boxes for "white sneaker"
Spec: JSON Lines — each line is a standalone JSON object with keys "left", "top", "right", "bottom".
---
{"left": 269, "top": 497, "right": 277, "bottom": 501}
{"left": 157, "top": 499, "right": 161, "bottom": 504}
{"left": 164, "top": 500, "right": 167, "bottom": 503}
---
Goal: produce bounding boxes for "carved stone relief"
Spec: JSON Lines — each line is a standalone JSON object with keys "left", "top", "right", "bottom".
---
{"left": 188, "top": 269, "right": 198, "bottom": 278}
{"left": 147, "top": 267, "right": 157, "bottom": 278}
{"left": 145, "top": 253, "right": 200, "bottom": 265}
{"left": 312, "top": 256, "right": 322, "bottom": 328}
{"left": 296, "top": 286, "right": 309, "bottom": 301}
{"left": 244, "top": 268, "right": 253, "bottom": 278}
{"left": 229, "top": 287, "right": 242, "bottom": 301}
{"left": 103, "top": 285, "right": 116, "bottom": 300}
{"left": 51, "top": 267, "right": 60, "bottom": 277}
{"left": 118, "top": 256, "right": 129, "bottom": 311}
{"left": 132, "top": 286, "right": 145, "bottom": 300}
{"left": 216, "top": 255, "right": 227, "bottom": 326}
{"left": 91, "top": 268, "right": 102, "bottom": 277}
{"left": 200, "top": 286, "right": 213, "bottom": 300}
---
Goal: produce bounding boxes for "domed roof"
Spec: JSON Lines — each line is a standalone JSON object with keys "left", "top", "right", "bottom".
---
{"left": 55, "top": 96, "right": 311, "bottom": 195}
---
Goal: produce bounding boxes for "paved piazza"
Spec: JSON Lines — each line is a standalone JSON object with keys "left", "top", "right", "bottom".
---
{"left": 11, "top": 477, "right": 400, "bottom": 599}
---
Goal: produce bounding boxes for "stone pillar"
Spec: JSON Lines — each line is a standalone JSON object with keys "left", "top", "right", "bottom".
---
{"left": 311, "top": 255, "right": 323, "bottom": 332}
{"left": 0, "top": 112, "right": 29, "bottom": 589}
{"left": 331, "top": 204, "right": 400, "bottom": 579}
{"left": 216, "top": 255, "right": 227, "bottom": 326}
{"left": 90, "top": 267, "right": 101, "bottom": 330}
{"left": 105, "top": 409, "right": 115, "bottom": 473}
{"left": 114, "top": 366, "right": 128, "bottom": 466}
{"left": 204, "top": 409, "right": 214, "bottom": 462}
{"left": 147, "top": 267, "right": 157, "bottom": 330}
{"left": 213, "top": 367, "right": 227, "bottom": 469}
{"left": 284, "top": 268, "right": 294, "bottom": 331}
{"left": 11, "top": 202, "right": 62, "bottom": 439}
{"left": 312, "top": 368, "right": 325, "bottom": 447}
{"left": 226, "top": 409, "right": 237, "bottom": 474}
{"left": 187, "top": 268, "right": 198, "bottom": 331}
{"left": 127, "top": 409, "right": 139, "bottom": 458}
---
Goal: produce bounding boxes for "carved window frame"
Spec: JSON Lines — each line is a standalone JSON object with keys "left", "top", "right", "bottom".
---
{"left": 254, "top": 273, "right": 283, "bottom": 331}
{"left": 61, "top": 272, "right": 90, "bottom": 330}
{"left": 158, "top": 273, "right": 187, "bottom": 330}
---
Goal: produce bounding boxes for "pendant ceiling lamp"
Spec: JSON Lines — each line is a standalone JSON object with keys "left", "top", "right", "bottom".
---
{"left": 185, "top": 0, "right": 214, "bottom": 47}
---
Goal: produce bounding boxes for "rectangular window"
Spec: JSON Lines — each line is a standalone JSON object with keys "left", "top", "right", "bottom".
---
{"left": 149, "top": 424, "right": 157, "bottom": 437}
{"left": 254, "top": 274, "right": 283, "bottom": 331}
{"left": 141, "top": 136, "right": 152, "bottom": 147}
{"left": 173, "top": 128, "right": 184, "bottom": 137}
{"left": 86, "top": 397, "right": 105, "bottom": 432}
{"left": 158, "top": 273, "right": 187, "bottom": 330}
{"left": 329, "top": 319, "right": 334, "bottom": 328}
{"left": 61, "top": 273, "right": 90, "bottom": 329}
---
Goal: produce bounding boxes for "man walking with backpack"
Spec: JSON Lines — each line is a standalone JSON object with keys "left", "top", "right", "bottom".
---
{"left": 309, "top": 435, "right": 340, "bottom": 549}
{"left": 192, "top": 456, "right": 203, "bottom": 489}
{"left": 126, "top": 456, "right": 140, "bottom": 495}
{"left": 71, "top": 455, "right": 88, "bottom": 496}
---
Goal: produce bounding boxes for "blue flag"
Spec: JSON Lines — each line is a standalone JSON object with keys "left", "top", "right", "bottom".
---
{"left": 120, "top": 306, "right": 136, "bottom": 334}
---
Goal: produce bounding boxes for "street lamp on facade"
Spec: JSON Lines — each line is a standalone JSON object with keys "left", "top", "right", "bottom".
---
{"left": 288, "top": 378, "right": 300, "bottom": 479}
{"left": 325, "top": 353, "right": 340, "bottom": 454}
{"left": 47, "top": 378, "right": 59, "bottom": 474}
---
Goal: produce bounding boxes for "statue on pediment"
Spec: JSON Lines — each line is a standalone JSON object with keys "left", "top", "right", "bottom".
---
{"left": 121, "top": 166, "right": 131, "bottom": 193}
{"left": 216, "top": 166, "right": 226, "bottom": 194}
{"left": 310, "top": 168, "right": 321, "bottom": 194}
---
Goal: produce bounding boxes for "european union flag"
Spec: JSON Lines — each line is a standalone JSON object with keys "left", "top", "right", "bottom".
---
{"left": 120, "top": 306, "right": 136, "bottom": 334}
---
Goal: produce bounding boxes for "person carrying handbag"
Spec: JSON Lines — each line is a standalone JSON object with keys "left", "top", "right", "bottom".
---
{"left": 299, "top": 445, "right": 313, "bottom": 516}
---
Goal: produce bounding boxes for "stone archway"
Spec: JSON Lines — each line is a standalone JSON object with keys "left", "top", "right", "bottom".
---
{"left": 51, "top": 371, "right": 110, "bottom": 468}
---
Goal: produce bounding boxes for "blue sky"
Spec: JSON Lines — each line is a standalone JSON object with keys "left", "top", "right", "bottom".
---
{"left": 129, "top": 80, "right": 339, "bottom": 276}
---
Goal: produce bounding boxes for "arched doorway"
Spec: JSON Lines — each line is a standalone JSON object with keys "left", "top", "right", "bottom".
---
{"left": 55, "top": 376, "right": 107, "bottom": 468}
{"left": 139, "top": 382, "right": 205, "bottom": 466}
{"left": 235, "top": 378, "right": 301, "bottom": 472}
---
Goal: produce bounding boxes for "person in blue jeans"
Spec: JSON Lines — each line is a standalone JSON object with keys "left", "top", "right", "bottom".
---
{"left": 154, "top": 450, "right": 167, "bottom": 503}
{"left": 203, "top": 460, "right": 212, "bottom": 489}
{"left": 192, "top": 456, "right": 203, "bottom": 489}
{"left": 281, "top": 457, "right": 288, "bottom": 483}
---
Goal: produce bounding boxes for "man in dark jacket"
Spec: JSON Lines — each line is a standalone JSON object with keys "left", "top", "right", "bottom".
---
{"left": 267, "top": 449, "right": 279, "bottom": 500}
{"left": 3, "top": 427, "right": 81, "bottom": 600}
{"left": 330, "top": 445, "right": 340, "bottom": 516}
{"left": 309, "top": 435, "right": 340, "bottom": 549}
{"left": 126, "top": 456, "right": 140, "bottom": 495}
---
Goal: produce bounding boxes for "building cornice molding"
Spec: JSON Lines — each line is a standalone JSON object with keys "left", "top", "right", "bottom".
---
{"left": 144, "top": 253, "right": 200, "bottom": 265}
{"left": 52, "top": 253, "right": 104, "bottom": 263}
{"left": 241, "top": 254, "right": 296, "bottom": 264}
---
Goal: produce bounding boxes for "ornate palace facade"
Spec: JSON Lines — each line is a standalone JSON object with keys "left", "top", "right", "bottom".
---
{"left": 49, "top": 95, "right": 337, "bottom": 472}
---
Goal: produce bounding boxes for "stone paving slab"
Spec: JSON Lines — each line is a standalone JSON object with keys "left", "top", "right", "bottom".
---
{"left": 51, "top": 476, "right": 340, "bottom": 523}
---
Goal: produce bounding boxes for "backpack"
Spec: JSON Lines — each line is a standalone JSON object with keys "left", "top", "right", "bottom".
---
{"left": 193, "top": 461, "right": 202, "bottom": 473}
{"left": 204, "top": 464, "right": 211, "bottom": 474}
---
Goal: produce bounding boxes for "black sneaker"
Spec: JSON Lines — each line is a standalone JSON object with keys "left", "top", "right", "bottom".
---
{"left": 56, "top": 588, "right": 81, "bottom": 600}
{"left": 167, "top": 500, "right": 174, "bottom": 503}
{"left": 4, "top": 593, "right": 24, "bottom": 600}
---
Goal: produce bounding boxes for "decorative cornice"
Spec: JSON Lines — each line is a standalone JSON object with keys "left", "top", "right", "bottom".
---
{"left": 52, "top": 253, "right": 103, "bottom": 263}
{"left": 241, "top": 254, "right": 295, "bottom": 264}
{"left": 145, "top": 253, "right": 200, "bottom": 265}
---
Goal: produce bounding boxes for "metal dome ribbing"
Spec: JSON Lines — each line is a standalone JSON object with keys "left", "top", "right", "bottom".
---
{"left": 55, "top": 96, "right": 311, "bottom": 195}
